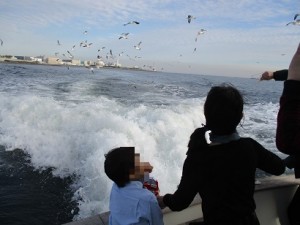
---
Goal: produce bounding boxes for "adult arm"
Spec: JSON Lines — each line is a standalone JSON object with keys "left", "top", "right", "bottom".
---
{"left": 260, "top": 70, "right": 288, "bottom": 81}
{"left": 163, "top": 157, "right": 198, "bottom": 211}
{"left": 273, "top": 69, "right": 288, "bottom": 81}
{"left": 253, "top": 140, "right": 285, "bottom": 175}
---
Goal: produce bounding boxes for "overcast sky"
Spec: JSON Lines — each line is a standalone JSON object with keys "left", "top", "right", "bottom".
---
{"left": 0, "top": 0, "right": 299, "bottom": 77}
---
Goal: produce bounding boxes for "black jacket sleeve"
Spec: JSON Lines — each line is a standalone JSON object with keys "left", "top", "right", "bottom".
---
{"left": 273, "top": 69, "right": 288, "bottom": 81}
{"left": 251, "top": 139, "right": 285, "bottom": 175}
{"left": 163, "top": 156, "right": 199, "bottom": 211}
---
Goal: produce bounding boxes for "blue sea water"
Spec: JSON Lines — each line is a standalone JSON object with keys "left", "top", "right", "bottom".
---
{"left": 0, "top": 63, "right": 290, "bottom": 224}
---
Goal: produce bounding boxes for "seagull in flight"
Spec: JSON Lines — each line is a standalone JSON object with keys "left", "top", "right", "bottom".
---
{"left": 195, "top": 29, "right": 207, "bottom": 42}
{"left": 67, "top": 50, "right": 74, "bottom": 59}
{"left": 57, "top": 40, "right": 61, "bottom": 45}
{"left": 134, "top": 41, "right": 142, "bottom": 50}
{"left": 286, "top": 19, "right": 300, "bottom": 26}
{"left": 98, "top": 47, "right": 106, "bottom": 52}
{"left": 0, "top": 39, "right": 3, "bottom": 46}
{"left": 83, "top": 30, "right": 88, "bottom": 35}
{"left": 123, "top": 21, "right": 140, "bottom": 26}
{"left": 187, "top": 15, "right": 196, "bottom": 23}
{"left": 119, "top": 33, "right": 130, "bottom": 39}
{"left": 294, "top": 13, "right": 300, "bottom": 20}
{"left": 82, "top": 42, "right": 93, "bottom": 48}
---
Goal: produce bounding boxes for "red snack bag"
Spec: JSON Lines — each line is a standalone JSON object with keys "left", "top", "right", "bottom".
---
{"left": 143, "top": 177, "right": 160, "bottom": 196}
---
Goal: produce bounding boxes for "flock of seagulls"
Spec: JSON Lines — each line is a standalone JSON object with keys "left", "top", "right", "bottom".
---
{"left": 185, "top": 15, "right": 207, "bottom": 53}
{"left": 0, "top": 13, "right": 299, "bottom": 73}
{"left": 54, "top": 20, "right": 152, "bottom": 72}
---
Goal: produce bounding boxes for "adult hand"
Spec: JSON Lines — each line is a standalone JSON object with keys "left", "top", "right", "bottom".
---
{"left": 157, "top": 195, "right": 166, "bottom": 209}
{"left": 260, "top": 71, "right": 274, "bottom": 81}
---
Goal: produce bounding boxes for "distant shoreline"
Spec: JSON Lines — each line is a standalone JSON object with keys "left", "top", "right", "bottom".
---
{"left": 0, "top": 59, "right": 155, "bottom": 72}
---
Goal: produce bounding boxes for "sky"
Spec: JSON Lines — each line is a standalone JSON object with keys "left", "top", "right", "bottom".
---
{"left": 0, "top": 0, "right": 299, "bottom": 77}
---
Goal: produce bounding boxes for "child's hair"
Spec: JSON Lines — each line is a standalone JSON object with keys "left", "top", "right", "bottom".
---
{"left": 104, "top": 147, "right": 135, "bottom": 187}
{"left": 204, "top": 84, "right": 244, "bottom": 135}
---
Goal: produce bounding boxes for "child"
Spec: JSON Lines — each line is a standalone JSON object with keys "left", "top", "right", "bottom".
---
{"left": 104, "top": 147, "right": 164, "bottom": 225}
{"left": 158, "top": 84, "right": 286, "bottom": 225}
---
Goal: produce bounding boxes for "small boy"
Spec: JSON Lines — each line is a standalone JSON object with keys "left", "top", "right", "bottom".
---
{"left": 104, "top": 147, "right": 164, "bottom": 225}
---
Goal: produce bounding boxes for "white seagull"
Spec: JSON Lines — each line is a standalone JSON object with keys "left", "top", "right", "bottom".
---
{"left": 119, "top": 33, "right": 130, "bottom": 39}
{"left": 82, "top": 43, "right": 93, "bottom": 48}
{"left": 286, "top": 19, "right": 300, "bottom": 26}
{"left": 195, "top": 29, "right": 206, "bottom": 42}
{"left": 187, "top": 15, "right": 196, "bottom": 23}
{"left": 134, "top": 41, "right": 142, "bottom": 50}
{"left": 123, "top": 21, "right": 140, "bottom": 26}
{"left": 98, "top": 47, "right": 106, "bottom": 52}
{"left": 67, "top": 50, "right": 74, "bottom": 59}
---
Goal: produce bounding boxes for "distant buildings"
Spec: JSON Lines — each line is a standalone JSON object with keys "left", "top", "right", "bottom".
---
{"left": 0, "top": 54, "right": 103, "bottom": 67}
{"left": 0, "top": 54, "right": 153, "bottom": 71}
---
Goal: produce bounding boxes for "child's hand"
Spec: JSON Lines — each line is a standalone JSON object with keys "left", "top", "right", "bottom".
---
{"left": 141, "top": 162, "right": 153, "bottom": 173}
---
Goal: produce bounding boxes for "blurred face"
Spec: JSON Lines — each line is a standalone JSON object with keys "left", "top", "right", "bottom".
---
{"left": 129, "top": 153, "right": 153, "bottom": 180}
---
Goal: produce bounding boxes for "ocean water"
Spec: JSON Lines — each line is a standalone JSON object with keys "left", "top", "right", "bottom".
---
{"left": 0, "top": 63, "right": 290, "bottom": 224}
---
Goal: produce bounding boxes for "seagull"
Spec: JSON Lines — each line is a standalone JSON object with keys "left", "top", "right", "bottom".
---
{"left": 0, "top": 39, "right": 3, "bottom": 46}
{"left": 71, "top": 45, "right": 76, "bottom": 50}
{"left": 83, "top": 30, "right": 88, "bottom": 35}
{"left": 119, "top": 33, "right": 130, "bottom": 39}
{"left": 123, "top": 21, "right": 140, "bottom": 26}
{"left": 193, "top": 47, "right": 197, "bottom": 53}
{"left": 98, "top": 47, "right": 106, "bottom": 52}
{"left": 195, "top": 29, "right": 206, "bottom": 42}
{"left": 134, "top": 41, "right": 142, "bottom": 50}
{"left": 67, "top": 50, "right": 74, "bottom": 59}
{"left": 57, "top": 40, "right": 61, "bottom": 45}
{"left": 294, "top": 13, "right": 300, "bottom": 20}
{"left": 82, "top": 43, "right": 93, "bottom": 47}
{"left": 187, "top": 15, "right": 196, "bottom": 23}
{"left": 197, "top": 29, "right": 207, "bottom": 35}
{"left": 286, "top": 19, "right": 300, "bottom": 26}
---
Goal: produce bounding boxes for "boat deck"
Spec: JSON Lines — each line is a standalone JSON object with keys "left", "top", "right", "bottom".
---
{"left": 63, "top": 175, "right": 300, "bottom": 225}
